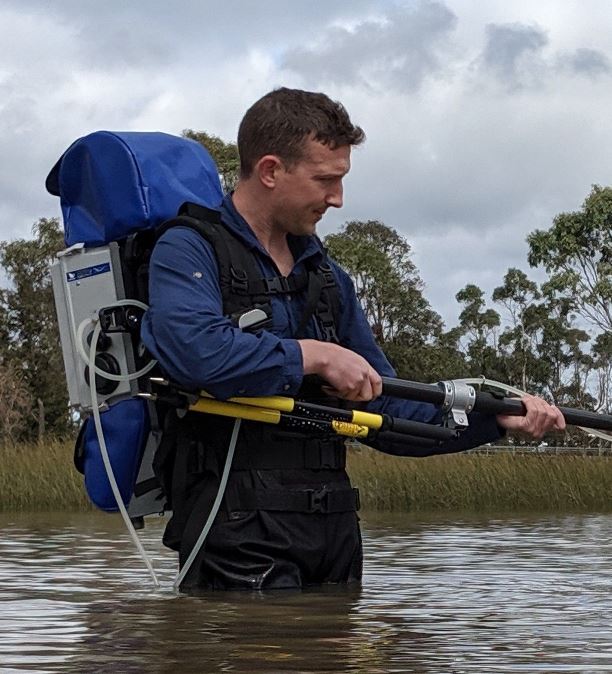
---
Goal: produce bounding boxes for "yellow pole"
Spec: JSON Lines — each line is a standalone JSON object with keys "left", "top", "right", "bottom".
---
{"left": 201, "top": 391, "right": 383, "bottom": 430}
{"left": 190, "top": 398, "right": 370, "bottom": 438}
{"left": 190, "top": 398, "right": 282, "bottom": 424}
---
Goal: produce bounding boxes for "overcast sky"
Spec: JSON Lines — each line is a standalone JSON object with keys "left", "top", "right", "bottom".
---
{"left": 2, "top": 0, "right": 612, "bottom": 328}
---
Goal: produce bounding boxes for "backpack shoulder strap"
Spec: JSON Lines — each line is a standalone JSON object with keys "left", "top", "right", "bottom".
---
{"left": 292, "top": 248, "right": 340, "bottom": 343}
{"left": 157, "top": 204, "right": 273, "bottom": 316}
{"left": 156, "top": 203, "right": 261, "bottom": 315}
{"left": 155, "top": 203, "right": 341, "bottom": 341}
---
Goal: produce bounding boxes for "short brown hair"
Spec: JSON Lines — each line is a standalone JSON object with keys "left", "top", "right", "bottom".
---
{"left": 237, "top": 87, "right": 365, "bottom": 178}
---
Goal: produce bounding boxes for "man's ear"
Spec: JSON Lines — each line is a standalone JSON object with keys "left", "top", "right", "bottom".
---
{"left": 255, "top": 155, "right": 284, "bottom": 188}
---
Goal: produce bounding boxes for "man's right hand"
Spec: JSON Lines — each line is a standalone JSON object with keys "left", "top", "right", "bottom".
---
{"left": 298, "top": 340, "right": 382, "bottom": 402}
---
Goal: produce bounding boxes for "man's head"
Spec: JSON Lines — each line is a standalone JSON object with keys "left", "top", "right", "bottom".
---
{"left": 238, "top": 88, "right": 365, "bottom": 179}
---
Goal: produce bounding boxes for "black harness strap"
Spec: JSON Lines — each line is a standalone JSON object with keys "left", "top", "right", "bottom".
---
{"left": 294, "top": 271, "right": 324, "bottom": 340}
{"left": 149, "top": 201, "right": 346, "bottom": 529}
{"left": 234, "top": 271, "right": 309, "bottom": 296}
{"left": 231, "top": 436, "right": 345, "bottom": 470}
{"left": 158, "top": 202, "right": 342, "bottom": 341}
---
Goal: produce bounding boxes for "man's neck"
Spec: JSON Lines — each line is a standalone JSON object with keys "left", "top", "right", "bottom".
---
{"left": 232, "top": 184, "right": 294, "bottom": 275}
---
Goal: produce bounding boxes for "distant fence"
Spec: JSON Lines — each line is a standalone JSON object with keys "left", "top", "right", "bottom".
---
{"left": 347, "top": 441, "right": 612, "bottom": 456}
{"left": 468, "top": 445, "right": 612, "bottom": 456}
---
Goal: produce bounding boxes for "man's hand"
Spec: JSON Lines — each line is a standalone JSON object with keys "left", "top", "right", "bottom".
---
{"left": 496, "top": 394, "right": 566, "bottom": 439}
{"left": 298, "top": 340, "right": 382, "bottom": 401}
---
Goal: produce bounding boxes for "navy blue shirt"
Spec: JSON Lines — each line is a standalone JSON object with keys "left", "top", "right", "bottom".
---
{"left": 141, "top": 195, "right": 502, "bottom": 454}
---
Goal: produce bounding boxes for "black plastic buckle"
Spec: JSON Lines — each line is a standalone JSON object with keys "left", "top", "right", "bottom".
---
{"left": 264, "top": 276, "right": 291, "bottom": 294}
{"left": 319, "top": 312, "right": 339, "bottom": 342}
{"left": 318, "top": 263, "right": 336, "bottom": 287}
{"left": 322, "top": 326, "right": 339, "bottom": 342}
{"left": 307, "top": 488, "right": 329, "bottom": 513}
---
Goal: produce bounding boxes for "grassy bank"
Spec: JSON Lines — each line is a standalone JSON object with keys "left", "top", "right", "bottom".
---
{"left": 1, "top": 441, "right": 612, "bottom": 512}
{"left": 348, "top": 447, "right": 612, "bottom": 511}
{"left": 0, "top": 440, "right": 91, "bottom": 511}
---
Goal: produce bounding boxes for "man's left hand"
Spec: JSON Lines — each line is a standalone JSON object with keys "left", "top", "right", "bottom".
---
{"left": 496, "top": 394, "right": 566, "bottom": 439}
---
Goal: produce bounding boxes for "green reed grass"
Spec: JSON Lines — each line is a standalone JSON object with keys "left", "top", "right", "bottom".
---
{"left": 347, "top": 447, "right": 612, "bottom": 512}
{"left": 2, "top": 440, "right": 612, "bottom": 512}
{"left": 0, "top": 440, "right": 91, "bottom": 511}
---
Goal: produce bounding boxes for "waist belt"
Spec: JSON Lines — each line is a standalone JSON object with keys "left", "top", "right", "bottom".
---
{"left": 235, "top": 486, "right": 360, "bottom": 514}
{"left": 232, "top": 437, "right": 346, "bottom": 470}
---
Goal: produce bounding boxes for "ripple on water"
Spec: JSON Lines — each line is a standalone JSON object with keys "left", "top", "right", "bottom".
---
{"left": 0, "top": 511, "right": 612, "bottom": 672}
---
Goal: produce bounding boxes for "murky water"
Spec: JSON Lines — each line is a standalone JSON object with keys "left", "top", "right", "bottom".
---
{"left": 1, "top": 511, "right": 612, "bottom": 673}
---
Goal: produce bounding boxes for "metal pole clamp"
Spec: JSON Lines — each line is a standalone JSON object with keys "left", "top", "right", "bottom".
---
{"left": 440, "top": 380, "right": 476, "bottom": 428}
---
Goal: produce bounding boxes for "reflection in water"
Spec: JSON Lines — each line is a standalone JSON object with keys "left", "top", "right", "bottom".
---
{"left": 1, "top": 511, "right": 612, "bottom": 672}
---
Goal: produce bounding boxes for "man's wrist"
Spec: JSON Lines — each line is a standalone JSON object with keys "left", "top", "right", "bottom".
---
{"left": 298, "top": 339, "right": 336, "bottom": 376}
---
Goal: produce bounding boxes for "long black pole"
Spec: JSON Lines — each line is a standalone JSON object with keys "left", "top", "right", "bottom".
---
{"left": 380, "top": 377, "right": 612, "bottom": 433}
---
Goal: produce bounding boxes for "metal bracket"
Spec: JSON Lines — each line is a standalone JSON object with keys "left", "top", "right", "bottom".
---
{"left": 440, "top": 380, "right": 476, "bottom": 428}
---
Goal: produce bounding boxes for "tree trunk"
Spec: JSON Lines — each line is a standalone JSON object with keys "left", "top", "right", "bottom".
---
{"left": 37, "top": 398, "right": 45, "bottom": 444}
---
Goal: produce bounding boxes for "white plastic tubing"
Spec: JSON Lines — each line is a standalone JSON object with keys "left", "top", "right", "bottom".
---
{"left": 85, "top": 312, "right": 160, "bottom": 588}
{"left": 79, "top": 300, "right": 240, "bottom": 593}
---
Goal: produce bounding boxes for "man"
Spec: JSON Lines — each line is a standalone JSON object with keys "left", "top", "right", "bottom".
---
{"left": 141, "top": 88, "right": 565, "bottom": 590}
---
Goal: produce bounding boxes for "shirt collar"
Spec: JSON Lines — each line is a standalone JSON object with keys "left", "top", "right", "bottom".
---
{"left": 220, "top": 194, "right": 325, "bottom": 267}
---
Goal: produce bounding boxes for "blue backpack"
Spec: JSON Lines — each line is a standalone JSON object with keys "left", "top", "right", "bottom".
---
{"left": 47, "top": 131, "right": 223, "bottom": 516}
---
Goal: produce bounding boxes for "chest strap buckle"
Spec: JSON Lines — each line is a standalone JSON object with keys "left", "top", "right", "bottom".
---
{"left": 264, "top": 276, "right": 292, "bottom": 294}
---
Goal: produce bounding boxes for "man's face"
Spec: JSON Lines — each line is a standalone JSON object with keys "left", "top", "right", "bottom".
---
{"left": 272, "top": 138, "right": 351, "bottom": 236}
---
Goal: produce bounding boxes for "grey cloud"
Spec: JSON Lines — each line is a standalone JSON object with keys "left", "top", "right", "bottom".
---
{"left": 478, "top": 23, "right": 548, "bottom": 90}
{"left": 74, "top": 25, "right": 176, "bottom": 72}
{"left": 9, "top": 0, "right": 381, "bottom": 69}
{"left": 477, "top": 24, "right": 612, "bottom": 90}
{"left": 4, "top": 0, "right": 612, "bottom": 330}
{"left": 561, "top": 47, "right": 611, "bottom": 77}
{"left": 0, "top": 69, "right": 163, "bottom": 240}
{"left": 281, "top": 1, "right": 457, "bottom": 91}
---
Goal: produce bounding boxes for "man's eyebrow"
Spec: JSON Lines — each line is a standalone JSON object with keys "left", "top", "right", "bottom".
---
{"left": 315, "top": 168, "right": 349, "bottom": 178}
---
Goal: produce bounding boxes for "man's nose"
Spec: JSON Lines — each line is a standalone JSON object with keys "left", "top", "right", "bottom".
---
{"left": 326, "top": 183, "right": 343, "bottom": 209}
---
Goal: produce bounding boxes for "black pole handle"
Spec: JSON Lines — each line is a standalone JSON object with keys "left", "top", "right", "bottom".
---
{"left": 387, "top": 416, "right": 456, "bottom": 440}
{"left": 473, "top": 391, "right": 612, "bottom": 432}
{"left": 380, "top": 377, "right": 612, "bottom": 433}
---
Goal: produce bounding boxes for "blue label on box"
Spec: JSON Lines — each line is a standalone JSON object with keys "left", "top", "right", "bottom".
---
{"left": 66, "top": 262, "right": 111, "bottom": 282}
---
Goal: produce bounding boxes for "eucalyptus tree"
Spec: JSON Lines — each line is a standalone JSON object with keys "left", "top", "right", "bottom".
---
{"left": 0, "top": 218, "right": 71, "bottom": 440}
{"left": 324, "top": 220, "right": 444, "bottom": 381}
{"left": 454, "top": 284, "right": 502, "bottom": 379}
{"left": 527, "top": 184, "right": 612, "bottom": 333}
{"left": 325, "top": 220, "right": 441, "bottom": 344}
{"left": 182, "top": 129, "right": 240, "bottom": 193}
{"left": 493, "top": 268, "right": 541, "bottom": 391}
{"left": 531, "top": 282, "right": 592, "bottom": 408}
{"left": 591, "top": 331, "right": 611, "bottom": 414}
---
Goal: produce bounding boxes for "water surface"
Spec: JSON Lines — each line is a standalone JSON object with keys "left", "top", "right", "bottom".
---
{"left": 1, "top": 510, "right": 611, "bottom": 673}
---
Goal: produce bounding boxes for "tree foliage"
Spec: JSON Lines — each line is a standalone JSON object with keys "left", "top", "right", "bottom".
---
{"left": 592, "top": 331, "right": 612, "bottom": 413}
{"left": 0, "top": 218, "right": 71, "bottom": 440}
{"left": 454, "top": 284, "right": 502, "bottom": 378}
{"left": 325, "top": 220, "right": 441, "bottom": 344}
{"left": 182, "top": 129, "right": 240, "bottom": 193}
{"left": 531, "top": 284, "right": 592, "bottom": 408}
{"left": 0, "top": 360, "right": 34, "bottom": 444}
{"left": 493, "top": 268, "right": 541, "bottom": 391}
{"left": 324, "top": 220, "right": 449, "bottom": 382}
{"left": 527, "top": 184, "right": 612, "bottom": 332}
